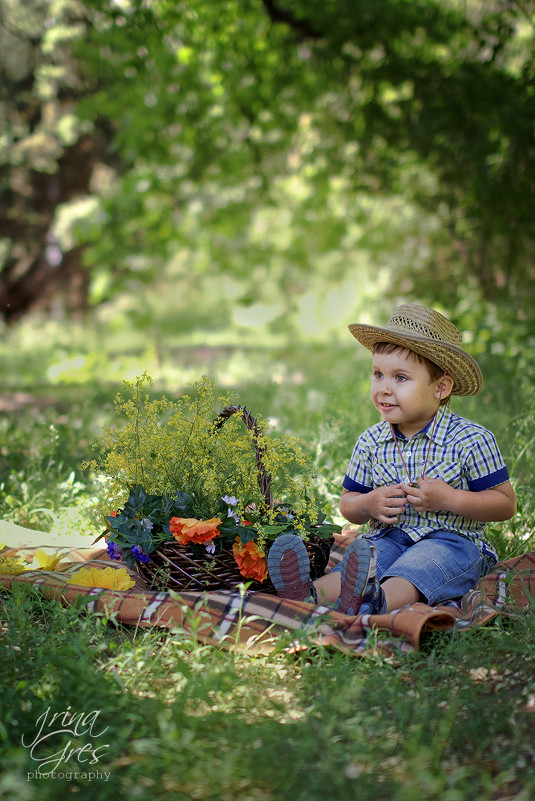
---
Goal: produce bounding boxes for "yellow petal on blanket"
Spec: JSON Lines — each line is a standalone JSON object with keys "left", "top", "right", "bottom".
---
{"left": 66, "top": 566, "right": 135, "bottom": 591}
{"left": 28, "top": 549, "right": 67, "bottom": 571}
{"left": 0, "top": 544, "right": 27, "bottom": 575}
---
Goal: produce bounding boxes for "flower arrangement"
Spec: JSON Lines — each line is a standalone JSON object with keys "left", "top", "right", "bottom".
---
{"left": 88, "top": 375, "right": 340, "bottom": 587}
{"left": 99, "top": 483, "right": 337, "bottom": 584}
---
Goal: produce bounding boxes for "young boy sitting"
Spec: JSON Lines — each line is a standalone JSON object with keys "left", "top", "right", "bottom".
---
{"left": 267, "top": 303, "right": 517, "bottom": 615}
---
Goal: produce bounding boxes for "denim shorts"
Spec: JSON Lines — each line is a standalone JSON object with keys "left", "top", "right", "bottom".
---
{"left": 334, "top": 528, "right": 490, "bottom": 605}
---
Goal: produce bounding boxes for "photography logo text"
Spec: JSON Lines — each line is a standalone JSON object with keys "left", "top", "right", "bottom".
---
{"left": 22, "top": 705, "right": 111, "bottom": 782}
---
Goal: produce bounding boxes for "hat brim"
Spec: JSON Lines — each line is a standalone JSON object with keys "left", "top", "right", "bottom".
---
{"left": 348, "top": 323, "right": 483, "bottom": 396}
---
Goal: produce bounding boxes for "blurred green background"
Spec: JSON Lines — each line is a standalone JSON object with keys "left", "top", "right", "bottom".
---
{"left": 1, "top": 0, "right": 535, "bottom": 552}
{"left": 2, "top": 7, "right": 535, "bottom": 799}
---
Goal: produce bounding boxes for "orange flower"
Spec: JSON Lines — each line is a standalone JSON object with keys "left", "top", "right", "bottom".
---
{"left": 169, "top": 516, "right": 222, "bottom": 545}
{"left": 232, "top": 538, "right": 268, "bottom": 583}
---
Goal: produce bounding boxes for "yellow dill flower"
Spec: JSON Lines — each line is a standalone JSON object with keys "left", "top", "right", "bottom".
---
{"left": 66, "top": 566, "right": 135, "bottom": 591}
{"left": 88, "top": 373, "right": 323, "bottom": 526}
{"left": 0, "top": 545, "right": 27, "bottom": 575}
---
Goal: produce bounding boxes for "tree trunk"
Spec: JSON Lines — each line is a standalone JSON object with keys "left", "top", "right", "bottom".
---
{"left": 0, "top": 134, "right": 109, "bottom": 323}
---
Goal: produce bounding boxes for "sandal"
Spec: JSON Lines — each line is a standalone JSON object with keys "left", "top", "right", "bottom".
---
{"left": 335, "top": 537, "right": 380, "bottom": 616}
{"left": 267, "top": 533, "right": 315, "bottom": 602}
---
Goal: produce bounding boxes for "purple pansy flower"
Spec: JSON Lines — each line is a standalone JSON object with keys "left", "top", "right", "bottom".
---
{"left": 106, "top": 542, "right": 123, "bottom": 561}
{"left": 131, "top": 545, "right": 151, "bottom": 564}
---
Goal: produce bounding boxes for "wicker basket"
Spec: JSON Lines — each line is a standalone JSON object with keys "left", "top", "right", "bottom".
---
{"left": 134, "top": 405, "right": 333, "bottom": 593}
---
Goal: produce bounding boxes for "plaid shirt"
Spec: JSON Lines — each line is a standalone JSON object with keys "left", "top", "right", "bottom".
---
{"left": 342, "top": 406, "right": 510, "bottom": 564}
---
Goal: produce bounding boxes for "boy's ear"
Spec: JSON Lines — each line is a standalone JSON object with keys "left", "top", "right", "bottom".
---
{"left": 436, "top": 374, "right": 454, "bottom": 400}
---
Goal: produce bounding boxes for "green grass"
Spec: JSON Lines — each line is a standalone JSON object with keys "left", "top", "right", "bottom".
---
{"left": 1, "top": 586, "right": 534, "bottom": 800}
{"left": 1, "top": 314, "right": 535, "bottom": 799}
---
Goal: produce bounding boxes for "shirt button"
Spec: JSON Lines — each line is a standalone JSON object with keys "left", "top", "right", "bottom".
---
{"left": 406, "top": 451, "right": 411, "bottom": 457}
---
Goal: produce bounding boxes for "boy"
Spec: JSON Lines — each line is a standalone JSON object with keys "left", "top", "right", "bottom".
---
{"left": 267, "top": 303, "right": 516, "bottom": 615}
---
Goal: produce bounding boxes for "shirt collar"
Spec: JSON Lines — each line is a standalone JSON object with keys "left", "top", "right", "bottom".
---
{"left": 376, "top": 405, "right": 451, "bottom": 444}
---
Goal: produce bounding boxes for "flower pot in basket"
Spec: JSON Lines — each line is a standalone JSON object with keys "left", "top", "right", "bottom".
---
{"left": 94, "top": 380, "right": 340, "bottom": 594}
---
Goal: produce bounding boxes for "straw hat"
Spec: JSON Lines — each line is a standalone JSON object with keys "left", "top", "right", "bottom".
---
{"left": 348, "top": 303, "right": 483, "bottom": 396}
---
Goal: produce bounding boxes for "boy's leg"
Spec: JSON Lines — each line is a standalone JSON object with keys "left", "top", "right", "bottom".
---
{"left": 334, "top": 537, "right": 378, "bottom": 615}
{"left": 378, "top": 530, "right": 489, "bottom": 607}
{"left": 315, "top": 572, "right": 422, "bottom": 612}
{"left": 381, "top": 577, "right": 422, "bottom": 610}
{"left": 314, "top": 570, "right": 341, "bottom": 604}
{"left": 315, "top": 572, "right": 421, "bottom": 612}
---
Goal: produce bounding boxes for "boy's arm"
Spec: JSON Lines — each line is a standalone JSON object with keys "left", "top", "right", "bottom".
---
{"left": 402, "top": 478, "right": 517, "bottom": 523}
{"left": 339, "top": 485, "right": 409, "bottom": 526}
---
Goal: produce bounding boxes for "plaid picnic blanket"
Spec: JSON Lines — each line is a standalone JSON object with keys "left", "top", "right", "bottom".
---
{"left": 1, "top": 533, "right": 534, "bottom": 656}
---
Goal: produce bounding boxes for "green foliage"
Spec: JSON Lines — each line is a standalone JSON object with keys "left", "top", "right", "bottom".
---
{"left": 2, "top": 0, "right": 535, "bottom": 336}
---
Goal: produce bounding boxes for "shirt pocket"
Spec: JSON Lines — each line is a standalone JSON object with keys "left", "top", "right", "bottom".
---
{"left": 371, "top": 458, "right": 400, "bottom": 487}
{"left": 423, "top": 459, "right": 467, "bottom": 490}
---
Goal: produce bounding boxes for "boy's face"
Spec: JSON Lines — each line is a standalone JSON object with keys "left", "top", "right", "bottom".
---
{"left": 370, "top": 348, "right": 447, "bottom": 438}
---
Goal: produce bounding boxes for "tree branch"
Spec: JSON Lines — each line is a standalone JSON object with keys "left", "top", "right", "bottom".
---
{"left": 260, "top": 0, "right": 323, "bottom": 39}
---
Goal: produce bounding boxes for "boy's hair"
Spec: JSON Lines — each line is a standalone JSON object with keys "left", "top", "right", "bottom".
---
{"left": 373, "top": 342, "right": 451, "bottom": 405}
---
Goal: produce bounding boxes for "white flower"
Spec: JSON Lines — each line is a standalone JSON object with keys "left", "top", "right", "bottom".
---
{"left": 142, "top": 518, "right": 154, "bottom": 530}
{"left": 222, "top": 495, "right": 240, "bottom": 521}
{"left": 279, "top": 507, "right": 295, "bottom": 520}
{"left": 205, "top": 541, "right": 216, "bottom": 554}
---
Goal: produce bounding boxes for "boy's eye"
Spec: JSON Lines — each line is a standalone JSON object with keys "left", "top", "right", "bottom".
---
{"left": 396, "top": 374, "right": 408, "bottom": 382}
{"left": 373, "top": 371, "right": 383, "bottom": 379}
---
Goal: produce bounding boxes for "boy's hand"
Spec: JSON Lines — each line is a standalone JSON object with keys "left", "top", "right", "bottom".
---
{"left": 367, "top": 484, "right": 409, "bottom": 524}
{"left": 401, "top": 477, "right": 455, "bottom": 513}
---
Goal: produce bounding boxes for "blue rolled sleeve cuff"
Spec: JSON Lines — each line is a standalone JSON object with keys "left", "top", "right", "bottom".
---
{"left": 342, "top": 475, "right": 373, "bottom": 493}
{"left": 468, "top": 466, "right": 510, "bottom": 492}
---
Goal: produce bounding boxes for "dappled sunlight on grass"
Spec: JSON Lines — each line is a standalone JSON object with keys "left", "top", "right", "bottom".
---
{"left": 1, "top": 307, "right": 534, "bottom": 555}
